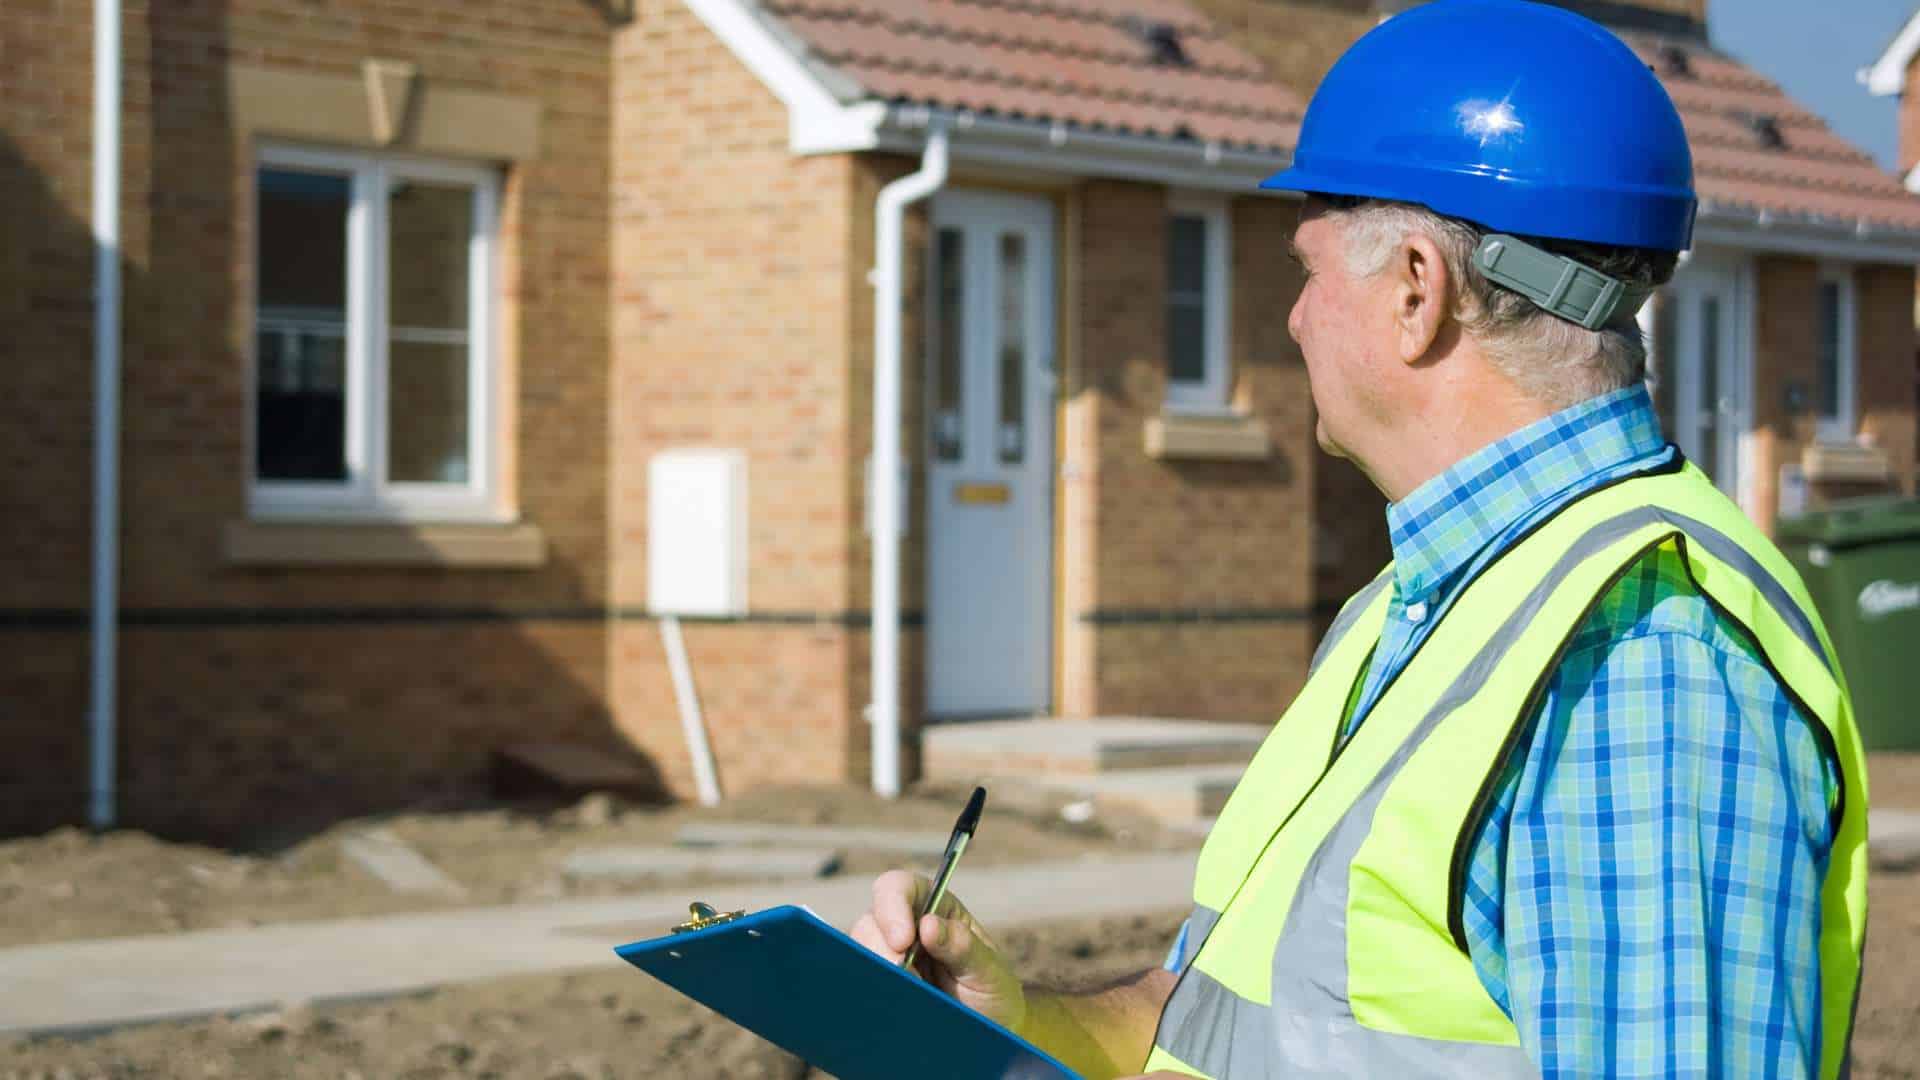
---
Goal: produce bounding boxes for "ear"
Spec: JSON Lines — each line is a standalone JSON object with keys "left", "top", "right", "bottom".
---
{"left": 1389, "top": 231, "right": 1450, "bottom": 365}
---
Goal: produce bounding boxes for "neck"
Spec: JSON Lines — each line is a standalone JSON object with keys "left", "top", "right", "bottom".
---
{"left": 1366, "top": 366, "right": 1557, "bottom": 503}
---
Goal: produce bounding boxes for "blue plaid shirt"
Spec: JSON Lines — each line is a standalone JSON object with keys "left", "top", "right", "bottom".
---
{"left": 1171, "top": 386, "right": 1839, "bottom": 1076}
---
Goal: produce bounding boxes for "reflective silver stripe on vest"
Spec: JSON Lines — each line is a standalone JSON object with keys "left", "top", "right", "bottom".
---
{"left": 1156, "top": 504, "right": 1830, "bottom": 1078}
{"left": 1307, "top": 571, "right": 1394, "bottom": 679}
{"left": 1175, "top": 904, "right": 1223, "bottom": 971}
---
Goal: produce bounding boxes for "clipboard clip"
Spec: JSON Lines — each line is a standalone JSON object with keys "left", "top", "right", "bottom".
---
{"left": 671, "top": 901, "right": 746, "bottom": 934}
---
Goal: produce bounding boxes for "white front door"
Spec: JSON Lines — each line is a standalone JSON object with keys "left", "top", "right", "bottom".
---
{"left": 1663, "top": 255, "right": 1752, "bottom": 505}
{"left": 924, "top": 190, "right": 1055, "bottom": 719}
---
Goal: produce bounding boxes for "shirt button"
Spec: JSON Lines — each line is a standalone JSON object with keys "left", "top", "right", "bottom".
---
{"left": 1405, "top": 600, "right": 1429, "bottom": 624}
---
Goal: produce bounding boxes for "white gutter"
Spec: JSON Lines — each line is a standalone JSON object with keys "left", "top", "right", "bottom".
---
{"left": 868, "top": 124, "right": 948, "bottom": 799}
{"left": 1694, "top": 201, "right": 1920, "bottom": 264}
{"left": 90, "top": 0, "right": 122, "bottom": 830}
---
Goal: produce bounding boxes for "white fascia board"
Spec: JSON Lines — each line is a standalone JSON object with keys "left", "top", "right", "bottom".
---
{"left": 1861, "top": 8, "right": 1920, "bottom": 97}
{"left": 680, "top": 0, "right": 883, "bottom": 154}
{"left": 1694, "top": 206, "right": 1920, "bottom": 265}
{"left": 1906, "top": 161, "right": 1920, "bottom": 194}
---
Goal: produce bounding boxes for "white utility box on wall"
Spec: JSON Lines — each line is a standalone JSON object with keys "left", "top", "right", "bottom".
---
{"left": 648, "top": 449, "right": 748, "bottom": 617}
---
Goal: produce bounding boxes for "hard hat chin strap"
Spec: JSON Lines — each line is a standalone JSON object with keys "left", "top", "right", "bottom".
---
{"left": 1470, "top": 234, "right": 1652, "bottom": 332}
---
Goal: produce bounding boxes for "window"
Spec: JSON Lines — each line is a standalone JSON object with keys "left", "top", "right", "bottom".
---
{"left": 1165, "top": 194, "right": 1232, "bottom": 412}
{"left": 1815, "top": 267, "right": 1857, "bottom": 442}
{"left": 252, "top": 146, "right": 501, "bottom": 521}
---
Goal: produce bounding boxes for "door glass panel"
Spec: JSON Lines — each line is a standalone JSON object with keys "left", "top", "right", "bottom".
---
{"left": 1817, "top": 280, "right": 1842, "bottom": 420}
{"left": 387, "top": 178, "right": 475, "bottom": 484}
{"left": 1166, "top": 214, "right": 1208, "bottom": 385}
{"left": 1650, "top": 297, "right": 1677, "bottom": 441}
{"left": 255, "top": 168, "right": 350, "bottom": 482}
{"left": 997, "top": 232, "right": 1026, "bottom": 464}
{"left": 933, "top": 228, "right": 965, "bottom": 463}
{"left": 1699, "top": 295, "right": 1721, "bottom": 476}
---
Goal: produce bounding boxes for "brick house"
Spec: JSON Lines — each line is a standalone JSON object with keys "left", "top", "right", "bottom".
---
{"left": 4, "top": 0, "right": 1916, "bottom": 840}
{"left": 1860, "top": 3, "right": 1920, "bottom": 442}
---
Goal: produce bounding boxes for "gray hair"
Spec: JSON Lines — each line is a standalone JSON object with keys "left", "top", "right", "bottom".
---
{"left": 1327, "top": 200, "right": 1678, "bottom": 409}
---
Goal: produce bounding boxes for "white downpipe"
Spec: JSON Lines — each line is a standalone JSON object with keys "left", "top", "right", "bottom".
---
{"left": 661, "top": 617, "right": 722, "bottom": 807}
{"left": 869, "top": 125, "right": 948, "bottom": 798}
{"left": 89, "top": 0, "right": 122, "bottom": 831}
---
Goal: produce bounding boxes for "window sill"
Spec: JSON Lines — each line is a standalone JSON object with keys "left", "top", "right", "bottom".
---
{"left": 1144, "top": 411, "right": 1271, "bottom": 462}
{"left": 223, "top": 520, "right": 547, "bottom": 569}
{"left": 1801, "top": 442, "right": 1889, "bottom": 485}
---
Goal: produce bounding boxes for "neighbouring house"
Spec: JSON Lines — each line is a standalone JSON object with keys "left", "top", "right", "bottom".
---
{"left": 1860, "top": 2, "right": 1920, "bottom": 448}
{"left": 3, "top": 0, "right": 1915, "bottom": 840}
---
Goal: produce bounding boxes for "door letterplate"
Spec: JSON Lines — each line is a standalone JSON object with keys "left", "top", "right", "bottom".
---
{"left": 953, "top": 482, "right": 1011, "bottom": 505}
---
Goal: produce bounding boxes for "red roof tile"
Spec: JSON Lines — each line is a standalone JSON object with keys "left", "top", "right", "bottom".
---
{"left": 1632, "top": 34, "right": 1920, "bottom": 234}
{"left": 762, "top": 0, "right": 1305, "bottom": 152}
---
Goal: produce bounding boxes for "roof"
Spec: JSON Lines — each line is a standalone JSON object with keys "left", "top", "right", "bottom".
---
{"left": 1860, "top": 6, "right": 1920, "bottom": 98}
{"left": 757, "top": 0, "right": 1307, "bottom": 154}
{"left": 1629, "top": 33, "right": 1920, "bottom": 235}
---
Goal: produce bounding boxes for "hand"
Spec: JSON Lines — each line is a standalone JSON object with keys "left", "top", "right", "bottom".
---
{"left": 849, "top": 869, "right": 1028, "bottom": 1033}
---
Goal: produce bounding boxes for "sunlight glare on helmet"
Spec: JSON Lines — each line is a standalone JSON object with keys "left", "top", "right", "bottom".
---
{"left": 1456, "top": 99, "right": 1524, "bottom": 147}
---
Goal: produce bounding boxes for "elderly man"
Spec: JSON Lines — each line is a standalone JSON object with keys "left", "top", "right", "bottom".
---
{"left": 853, "top": 1, "right": 1868, "bottom": 1077}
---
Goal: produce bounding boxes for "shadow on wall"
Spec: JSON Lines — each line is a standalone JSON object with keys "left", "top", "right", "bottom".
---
{"left": 0, "top": 1, "right": 653, "bottom": 850}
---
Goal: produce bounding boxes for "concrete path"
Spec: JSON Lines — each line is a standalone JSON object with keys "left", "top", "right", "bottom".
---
{"left": 0, "top": 852, "right": 1196, "bottom": 1039}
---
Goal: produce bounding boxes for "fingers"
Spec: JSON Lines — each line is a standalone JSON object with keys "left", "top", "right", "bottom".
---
{"left": 919, "top": 912, "right": 985, "bottom": 982}
{"left": 871, "top": 869, "right": 929, "bottom": 954}
{"left": 848, "top": 912, "right": 902, "bottom": 964}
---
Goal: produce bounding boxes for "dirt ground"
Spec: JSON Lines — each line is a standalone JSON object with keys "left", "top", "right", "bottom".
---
{"left": 0, "top": 781, "right": 1190, "bottom": 950}
{"left": 5, "top": 761, "right": 1920, "bottom": 1078}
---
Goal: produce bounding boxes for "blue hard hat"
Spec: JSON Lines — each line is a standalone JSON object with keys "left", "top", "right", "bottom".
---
{"left": 1261, "top": 0, "right": 1696, "bottom": 252}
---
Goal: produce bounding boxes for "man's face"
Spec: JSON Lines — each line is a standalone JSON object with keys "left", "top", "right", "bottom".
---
{"left": 1286, "top": 199, "right": 1399, "bottom": 462}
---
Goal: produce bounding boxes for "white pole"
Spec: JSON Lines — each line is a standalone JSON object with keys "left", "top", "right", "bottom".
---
{"left": 89, "top": 0, "right": 122, "bottom": 831}
{"left": 661, "top": 616, "right": 722, "bottom": 807}
{"left": 870, "top": 122, "right": 949, "bottom": 798}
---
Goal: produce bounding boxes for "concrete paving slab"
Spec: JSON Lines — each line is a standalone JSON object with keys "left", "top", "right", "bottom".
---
{"left": 0, "top": 852, "right": 1196, "bottom": 1039}
{"left": 561, "top": 846, "right": 841, "bottom": 882}
{"left": 340, "top": 828, "right": 467, "bottom": 898}
{"left": 924, "top": 718, "right": 1267, "bottom": 778}
{"left": 1870, "top": 808, "right": 1920, "bottom": 870}
{"left": 675, "top": 823, "right": 946, "bottom": 856}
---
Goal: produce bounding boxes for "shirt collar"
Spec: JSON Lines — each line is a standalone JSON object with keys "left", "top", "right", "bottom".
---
{"left": 1384, "top": 384, "right": 1667, "bottom": 603}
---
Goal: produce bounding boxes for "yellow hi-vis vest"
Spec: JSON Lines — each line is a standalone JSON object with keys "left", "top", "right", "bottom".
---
{"left": 1145, "top": 462, "right": 1868, "bottom": 1079}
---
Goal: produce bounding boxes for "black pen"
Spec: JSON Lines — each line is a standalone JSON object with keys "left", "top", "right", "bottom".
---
{"left": 902, "top": 785, "right": 987, "bottom": 972}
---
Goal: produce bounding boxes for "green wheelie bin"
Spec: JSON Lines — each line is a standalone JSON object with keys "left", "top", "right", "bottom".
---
{"left": 1776, "top": 497, "right": 1920, "bottom": 751}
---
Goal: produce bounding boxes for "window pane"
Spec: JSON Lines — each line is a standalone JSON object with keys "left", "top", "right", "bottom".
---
{"left": 1817, "top": 281, "right": 1841, "bottom": 420}
{"left": 1168, "top": 303, "right": 1207, "bottom": 385}
{"left": 998, "top": 233, "right": 1026, "bottom": 464}
{"left": 256, "top": 167, "right": 349, "bottom": 482}
{"left": 1168, "top": 214, "right": 1207, "bottom": 296}
{"left": 389, "top": 341, "right": 471, "bottom": 483}
{"left": 1167, "top": 214, "right": 1208, "bottom": 387}
{"left": 933, "top": 228, "right": 965, "bottom": 463}
{"left": 387, "top": 179, "right": 474, "bottom": 484}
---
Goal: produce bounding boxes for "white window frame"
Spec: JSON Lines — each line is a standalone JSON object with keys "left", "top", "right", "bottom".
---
{"left": 250, "top": 143, "right": 503, "bottom": 523}
{"left": 1815, "top": 263, "right": 1858, "bottom": 444}
{"left": 1164, "top": 192, "right": 1233, "bottom": 414}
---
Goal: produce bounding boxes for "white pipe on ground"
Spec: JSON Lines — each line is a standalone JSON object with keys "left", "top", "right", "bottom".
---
{"left": 661, "top": 616, "right": 722, "bottom": 807}
{"left": 89, "top": 0, "right": 122, "bottom": 831}
{"left": 869, "top": 123, "right": 949, "bottom": 799}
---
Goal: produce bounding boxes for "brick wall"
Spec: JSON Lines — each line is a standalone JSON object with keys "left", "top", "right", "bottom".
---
{"left": 1061, "top": 181, "right": 1318, "bottom": 722}
{"left": 1901, "top": 58, "right": 1920, "bottom": 176}
{"left": 1858, "top": 263, "right": 1920, "bottom": 495}
{"left": 610, "top": 0, "right": 870, "bottom": 798}
{"left": 0, "top": 0, "right": 616, "bottom": 838}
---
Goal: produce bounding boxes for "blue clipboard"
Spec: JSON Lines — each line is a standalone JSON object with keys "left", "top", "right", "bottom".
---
{"left": 615, "top": 905, "right": 1081, "bottom": 1079}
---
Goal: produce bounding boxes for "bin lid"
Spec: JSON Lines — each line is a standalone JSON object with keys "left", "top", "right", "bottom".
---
{"left": 1776, "top": 495, "right": 1920, "bottom": 549}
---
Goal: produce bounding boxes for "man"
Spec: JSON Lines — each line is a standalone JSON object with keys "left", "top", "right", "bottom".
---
{"left": 853, "top": 1, "right": 1868, "bottom": 1076}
